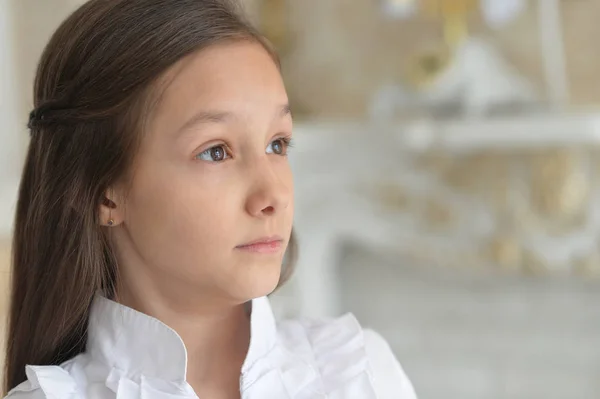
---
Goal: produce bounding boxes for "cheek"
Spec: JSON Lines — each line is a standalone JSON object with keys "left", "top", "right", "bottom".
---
{"left": 125, "top": 162, "right": 242, "bottom": 265}
{"left": 281, "top": 162, "right": 295, "bottom": 212}
{"left": 274, "top": 163, "right": 294, "bottom": 245}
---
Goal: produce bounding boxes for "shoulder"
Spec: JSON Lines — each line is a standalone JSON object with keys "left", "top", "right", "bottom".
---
{"left": 5, "top": 362, "right": 81, "bottom": 399}
{"left": 276, "top": 313, "right": 417, "bottom": 398}
{"left": 362, "top": 328, "right": 418, "bottom": 399}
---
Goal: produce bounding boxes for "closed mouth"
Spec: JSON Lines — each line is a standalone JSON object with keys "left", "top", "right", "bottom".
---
{"left": 236, "top": 236, "right": 284, "bottom": 253}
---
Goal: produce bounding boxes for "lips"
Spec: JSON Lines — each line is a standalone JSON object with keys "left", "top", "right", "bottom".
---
{"left": 236, "top": 236, "right": 284, "bottom": 254}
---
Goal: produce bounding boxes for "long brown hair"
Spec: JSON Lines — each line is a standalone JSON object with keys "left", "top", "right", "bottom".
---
{"left": 4, "top": 0, "right": 297, "bottom": 393}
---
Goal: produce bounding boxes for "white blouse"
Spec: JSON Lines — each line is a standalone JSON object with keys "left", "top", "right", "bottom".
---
{"left": 6, "top": 295, "right": 417, "bottom": 398}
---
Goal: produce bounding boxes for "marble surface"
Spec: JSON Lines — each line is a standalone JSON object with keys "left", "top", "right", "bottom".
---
{"left": 335, "top": 245, "right": 600, "bottom": 399}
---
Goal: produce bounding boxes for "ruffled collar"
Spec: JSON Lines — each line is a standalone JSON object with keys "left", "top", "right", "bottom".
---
{"left": 11, "top": 296, "right": 380, "bottom": 398}
{"left": 86, "top": 295, "right": 277, "bottom": 384}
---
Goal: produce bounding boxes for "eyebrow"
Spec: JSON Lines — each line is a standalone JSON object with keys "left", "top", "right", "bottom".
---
{"left": 176, "top": 103, "right": 292, "bottom": 135}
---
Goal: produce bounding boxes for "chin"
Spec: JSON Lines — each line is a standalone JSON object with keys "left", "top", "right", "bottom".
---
{"left": 229, "top": 259, "right": 282, "bottom": 300}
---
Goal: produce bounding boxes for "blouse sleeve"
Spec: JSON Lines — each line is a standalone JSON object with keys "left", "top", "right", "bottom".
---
{"left": 4, "top": 389, "right": 46, "bottom": 399}
{"left": 4, "top": 366, "right": 78, "bottom": 399}
{"left": 363, "top": 329, "right": 418, "bottom": 399}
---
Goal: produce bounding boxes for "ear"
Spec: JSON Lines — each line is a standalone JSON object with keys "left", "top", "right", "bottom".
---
{"left": 99, "top": 187, "right": 125, "bottom": 227}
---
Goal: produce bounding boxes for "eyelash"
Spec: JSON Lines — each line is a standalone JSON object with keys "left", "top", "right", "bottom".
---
{"left": 275, "top": 136, "right": 294, "bottom": 152}
{"left": 195, "top": 135, "right": 294, "bottom": 163}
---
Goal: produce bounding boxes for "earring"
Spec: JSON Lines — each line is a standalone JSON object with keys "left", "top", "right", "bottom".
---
{"left": 107, "top": 205, "right": 114, "bottom": 226}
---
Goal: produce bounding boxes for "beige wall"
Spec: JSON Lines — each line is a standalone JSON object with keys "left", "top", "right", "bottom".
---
{"left": 12, "top": 0, "right": 600, "bottom": 120}
{"left": 8, "top": 0, "right": 600, "bottom": 122}
{"left": 271, "top": 0, "right": 600, "bottom": 118}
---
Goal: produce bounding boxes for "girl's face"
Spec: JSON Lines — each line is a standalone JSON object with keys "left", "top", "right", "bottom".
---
{"left": 105, "top": 41, "right": 294, "bottom": 306}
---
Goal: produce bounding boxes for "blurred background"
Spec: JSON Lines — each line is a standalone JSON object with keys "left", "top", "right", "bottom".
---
{"left": 1, "top": 0, "right": 600, "bottom": 398}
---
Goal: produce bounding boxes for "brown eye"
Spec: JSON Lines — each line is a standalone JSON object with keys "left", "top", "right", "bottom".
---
{"left": 266, "top": 138, "right": 291, "bottom": 156}
{"left": 196, "top": 145, "right": 230, "bottom": 162}
{"left": 210, "top": 146, "right": 225, "bottom": 161}
{"left": 272, "top": 140, "right": 283, "bottom": 155}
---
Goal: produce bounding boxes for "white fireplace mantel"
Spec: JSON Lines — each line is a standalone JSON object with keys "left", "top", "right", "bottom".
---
{"left": 288, "top": 111, "right": 600, "bottom": 318}
{"left": 395, "top": 111, "right": 600, "bottom": 152}
{"left": 0, "top": 0, "right": 80, "bottom": 240}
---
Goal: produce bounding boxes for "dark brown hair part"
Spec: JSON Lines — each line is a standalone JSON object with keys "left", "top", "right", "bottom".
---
{"left": 4, "top": 0, "right": 296, "bottom": 393}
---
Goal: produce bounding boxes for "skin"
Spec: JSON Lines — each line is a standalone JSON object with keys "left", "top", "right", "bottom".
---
{"left": 98, "top": 41, "right": 294, "bottom": 398}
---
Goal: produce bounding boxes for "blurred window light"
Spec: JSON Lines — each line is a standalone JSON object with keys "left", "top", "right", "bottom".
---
{"left": 481, "top": 0, "right": 526, "bottom": 28}
{"left": 381, "top": 0, "right": 419, "bottom": 18}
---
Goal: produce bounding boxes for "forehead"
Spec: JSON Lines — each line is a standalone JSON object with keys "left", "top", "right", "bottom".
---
{"left": 151, "top": 41, "right": 286, "bottom": 126}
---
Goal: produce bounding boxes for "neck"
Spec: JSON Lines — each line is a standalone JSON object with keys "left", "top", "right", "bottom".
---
{"left": 118, "top": 289, "right": 251, "bottom": 397}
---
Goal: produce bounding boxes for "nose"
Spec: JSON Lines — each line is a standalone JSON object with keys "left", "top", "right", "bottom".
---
{"left": 245, "top": 161, "right": 292, "bottom": 218}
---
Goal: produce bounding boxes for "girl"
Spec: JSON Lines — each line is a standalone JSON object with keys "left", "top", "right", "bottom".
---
{"left": 3, "top": 0, "right": 417, "bottom": 398}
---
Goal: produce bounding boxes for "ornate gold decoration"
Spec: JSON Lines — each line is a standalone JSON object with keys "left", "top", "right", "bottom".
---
{"left": 376, "top": 183, "right": 412, "bottom": 211}
{"left": 530, "top": 150, "right": 589, "bottom": 226}
{"left": 422, "top": 198, "right": 455, "bottom": 229}
{"left": 420, "top": 0, "right": 479, "bottom": 47}
{"left": 488, "top": 234, "right": 522, "bottom": 271}
{"left": 405, "top": 43, "right": 453, "bottom": 89}
{"left": 403, "top": 0, "right": 479, "bottom": 89}
{"left": 367, "top": 147, "right": 598, "bottom": 278}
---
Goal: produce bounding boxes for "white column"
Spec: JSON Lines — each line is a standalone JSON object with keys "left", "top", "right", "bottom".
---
{"left": 0, "top": 0, "right": 23, "bottom": 238}
{"left": 293, "top": 227, "right": 342, "bottom": 318}
{"left": 538, "top": 0, "right": 569, "bottom": 107}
